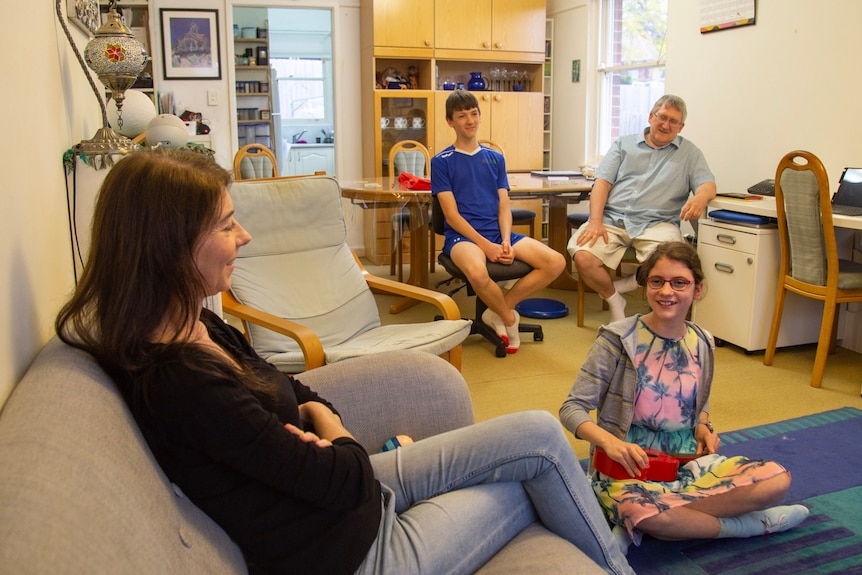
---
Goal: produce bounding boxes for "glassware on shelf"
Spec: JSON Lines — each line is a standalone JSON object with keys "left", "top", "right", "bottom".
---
{"left": 500, "top": 67, "right": 509, "bottom": 91}
{"left": 489, "top": 67, "right": 500, "bottom": 91}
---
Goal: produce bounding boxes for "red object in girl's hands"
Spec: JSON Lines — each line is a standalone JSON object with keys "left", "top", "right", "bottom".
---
{"left": 397, "top": 172, "right": 431, "bottom": 190}
{"left": 592, "top": 447, "right": 697, "bottom": 482}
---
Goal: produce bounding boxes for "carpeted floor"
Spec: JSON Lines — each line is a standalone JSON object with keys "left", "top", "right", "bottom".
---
{"left": 626, "top": 407, "right": 862, "bottom": 575}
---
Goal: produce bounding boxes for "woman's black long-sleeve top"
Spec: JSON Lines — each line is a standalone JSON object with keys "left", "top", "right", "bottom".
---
{"left": 121, "top": 310, "right": 381, "bottom": 575}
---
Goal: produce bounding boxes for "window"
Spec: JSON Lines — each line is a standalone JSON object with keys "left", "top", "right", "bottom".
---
{"left": 272, "top": 58, "right": 328, "bottom": 121}
{"left": 598, "top": 0, "right": 668, "bottom": 154}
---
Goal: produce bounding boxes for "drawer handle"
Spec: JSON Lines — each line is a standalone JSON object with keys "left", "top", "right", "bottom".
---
{"left": 714, "top": 262, "right": 734, "bottom": 274}
{"left": 716, "top": 233, "right": 737, "bottom": 245}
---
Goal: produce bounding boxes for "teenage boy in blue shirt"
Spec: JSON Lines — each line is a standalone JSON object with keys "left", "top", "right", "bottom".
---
{"left": 432, "top": 90, "right": 565, "bottom": 353}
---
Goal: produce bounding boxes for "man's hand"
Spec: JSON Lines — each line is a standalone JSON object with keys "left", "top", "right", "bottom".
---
{"left": 680, "top": 195, "right": 709, "bottom": 221}
{"left": 575, "top": 221, "right": 609, "bottom": 248}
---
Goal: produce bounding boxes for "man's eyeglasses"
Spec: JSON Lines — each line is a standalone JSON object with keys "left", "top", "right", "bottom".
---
{"left": 645, "top": 276, "right": 693, "bottom": 291}
{"left": 654, "top": 113, "right": 683, "bottom": 128}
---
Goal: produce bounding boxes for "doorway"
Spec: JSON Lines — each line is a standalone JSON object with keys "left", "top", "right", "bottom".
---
{"left": 233, "top": 7, "right": 335, "bottom": 176}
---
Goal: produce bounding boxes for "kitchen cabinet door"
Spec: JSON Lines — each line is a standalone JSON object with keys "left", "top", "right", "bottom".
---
{"left": 479, "top": 92, "right": 543, "bottom": 171}
{"left": 435, "top": 0, "right": 492, "bottom": 51}
{"left": 435, "top": 0, "right": 544, "bottom": 54}
{"left": 373, "top": 0, "right": 434, "bottom": 49}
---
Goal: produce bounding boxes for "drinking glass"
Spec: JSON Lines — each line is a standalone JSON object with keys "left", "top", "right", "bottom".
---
{"left": 489, "top": 67, "right": 500, "bottom": 91}
{"left": 500, "top": 67, "right": 509, "bottom": 91}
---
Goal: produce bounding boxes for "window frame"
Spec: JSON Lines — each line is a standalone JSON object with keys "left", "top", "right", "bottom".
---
{"left": 594, "top": 0, "right": 667, "bottom": 156}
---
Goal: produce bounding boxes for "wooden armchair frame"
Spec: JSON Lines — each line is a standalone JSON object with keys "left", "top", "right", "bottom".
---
{"left": 222, "top": 252, "right": 464, "bottom": 372}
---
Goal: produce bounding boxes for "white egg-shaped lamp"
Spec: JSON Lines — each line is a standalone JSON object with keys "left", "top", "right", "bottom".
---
{"left": 107, "top": 90, "right": 157, "bottom": 138}
{"left": 145, "top": 114, "right": 188, "bottom": 148}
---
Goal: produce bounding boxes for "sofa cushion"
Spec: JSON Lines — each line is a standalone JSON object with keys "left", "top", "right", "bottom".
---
{"left": 475, "top": 523, "right": 609, "bottom": 575}
{"left": 0, "top": 339, "right": 247, "bottom": 574}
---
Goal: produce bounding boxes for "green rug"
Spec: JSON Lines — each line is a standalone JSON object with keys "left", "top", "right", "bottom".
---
{"left": 624, "top": 407, "right": 862, "bottom": 574}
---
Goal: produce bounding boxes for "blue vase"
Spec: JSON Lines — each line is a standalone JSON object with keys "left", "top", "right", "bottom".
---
{"left": 467, "top": 72, "right": 487, "bottom": 91}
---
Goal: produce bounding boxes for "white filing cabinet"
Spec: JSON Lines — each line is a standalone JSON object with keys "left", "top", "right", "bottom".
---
{"left": 692, "top": 219, "right": 824, "bottom": 351}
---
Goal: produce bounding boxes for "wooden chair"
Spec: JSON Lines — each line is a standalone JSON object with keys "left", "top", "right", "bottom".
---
{"left": 567, "top": 212, "right": 638, "bottom": 327}
{"left": 764, "top": 150, "right": 862, "bottom": 388}
{"left": 388, "top": 140, "right": 435, "bottom": 281}
{"left": 479, "top": 140, "right": 537, "bottom": 238}
{"left": 233, "top": 144, "right": 278, "bottom": 180}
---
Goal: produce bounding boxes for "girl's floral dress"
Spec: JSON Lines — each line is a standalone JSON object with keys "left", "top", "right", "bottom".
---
{"left": 592, "top": 318, "right": 787, "bottom": 544}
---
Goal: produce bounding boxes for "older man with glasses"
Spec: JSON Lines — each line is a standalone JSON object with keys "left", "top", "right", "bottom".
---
{"left": 569, "top": 94, "right": 716, "bottom": 323}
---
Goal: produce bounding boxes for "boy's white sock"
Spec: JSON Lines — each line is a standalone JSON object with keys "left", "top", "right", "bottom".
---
{"left": 605, "top": 291, "right": 627, "bottom": 323}
{"left": 717, "top": 505, "right": 809, "bottom": 539}
{"left": 504, "top": 311, "right": 521, "bottom": 353}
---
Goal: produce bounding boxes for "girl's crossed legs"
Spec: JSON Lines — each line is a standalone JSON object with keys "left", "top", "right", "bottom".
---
{"left": 358, "top": 411, "right": 633, "bottom": 575}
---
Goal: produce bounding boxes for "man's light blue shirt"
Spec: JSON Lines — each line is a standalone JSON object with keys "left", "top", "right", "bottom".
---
{"left": 595, "top": 129, "right": 714, "bottom": 237}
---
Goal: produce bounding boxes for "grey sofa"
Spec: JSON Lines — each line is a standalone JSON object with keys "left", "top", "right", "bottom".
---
{"left": 0, "top": 338, "right": 604, "bottom": 574}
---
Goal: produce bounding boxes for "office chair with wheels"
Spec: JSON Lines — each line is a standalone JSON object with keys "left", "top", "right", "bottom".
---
{"left": 432, "top": 195, "right": 543, "bottom": 357}
{"left": 233, "top": 144, "right": 278, "bottom": 180}
{"left": 763, "top": 150, "right": 862, "bottom": 388}
{"left": 388, "top": 140, "right": 436, "bottom": 281}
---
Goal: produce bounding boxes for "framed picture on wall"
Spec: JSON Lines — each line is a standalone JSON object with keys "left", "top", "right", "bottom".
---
{"left": 67, "top": 0, "right": 100, "bottom": 36}
{"left": 160, "top": 9, "right": 221, "bottom": 80}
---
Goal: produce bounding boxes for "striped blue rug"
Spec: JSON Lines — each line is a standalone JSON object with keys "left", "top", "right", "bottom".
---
{"left": 625, "top": 407, "right": 862, "bottom": 575}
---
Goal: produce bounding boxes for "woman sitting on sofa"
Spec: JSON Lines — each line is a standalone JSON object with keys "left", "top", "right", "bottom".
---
{"left": 55, "top": 148, "right": 632, "bottom": 575}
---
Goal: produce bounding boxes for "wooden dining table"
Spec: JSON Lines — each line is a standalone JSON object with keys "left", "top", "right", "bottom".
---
{"left": 340, "top": 172, "right": 593, "bottom": 312}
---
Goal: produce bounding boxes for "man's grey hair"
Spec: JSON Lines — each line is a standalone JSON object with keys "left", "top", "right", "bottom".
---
{"left": 651, "top": 94, "right": 687, "bottom": 124}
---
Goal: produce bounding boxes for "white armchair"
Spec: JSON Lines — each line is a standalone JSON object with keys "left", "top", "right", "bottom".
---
{"left": 223, "top": 175, "right": 471, "bottom": 373}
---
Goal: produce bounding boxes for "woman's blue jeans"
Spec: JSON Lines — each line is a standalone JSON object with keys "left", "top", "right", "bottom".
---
{"left": 355, "top": 410, "right": 633, "bottom": 575}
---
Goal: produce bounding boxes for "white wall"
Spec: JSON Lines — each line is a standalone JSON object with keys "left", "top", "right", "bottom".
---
{"left": 0, "top": 1, "right": 96, "bottom": 406}
{"left": 547, "top": 0, "right": 591, "bottom": 171}
{"left": 666, "top": 0, "right": 862, "bottom": 193}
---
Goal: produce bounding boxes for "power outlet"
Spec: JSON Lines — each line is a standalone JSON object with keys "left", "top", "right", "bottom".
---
{"left": 207, "top": 90, "right": 218, "bottom": 106}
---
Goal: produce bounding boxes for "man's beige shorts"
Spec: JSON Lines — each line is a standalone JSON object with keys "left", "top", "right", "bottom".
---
{"left": 567, "top": 222, "right": 682, "bottom": 269}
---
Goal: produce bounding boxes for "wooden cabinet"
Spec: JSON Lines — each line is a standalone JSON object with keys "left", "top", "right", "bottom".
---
{"left": 375, "top": 91, "right": 434, "bottom": 177}
{"left": 477, "top": 91, "right": 544, "bottom": 171}
{"left": 433, "top": 91, "right": 542, "bottom": 171}
{"left": 435, "top": 0, "right": 545, "bottom": 56}
{"left": 372, "top": 0, "right": 434, "bottom": 50}
{"left": 234, "top": 36, "right": 275, "bottom": 156}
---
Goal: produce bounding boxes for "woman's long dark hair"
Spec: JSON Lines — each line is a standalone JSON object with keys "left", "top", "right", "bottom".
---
{"left": 56, "top": 148, "right": 234, "bottom": 380}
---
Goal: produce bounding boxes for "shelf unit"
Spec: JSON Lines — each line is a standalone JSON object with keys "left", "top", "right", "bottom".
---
{"left": 233, "top": 35, "right": 275, "bottom": 155}
{"left": 100, "top": 1, "right": 155, "bottom": 101}
{"left": 543, "top": 18, "right": 553, "bottom": 170}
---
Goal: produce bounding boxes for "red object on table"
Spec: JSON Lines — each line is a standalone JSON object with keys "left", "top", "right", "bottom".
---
{"left": 397, "top": 172, "right": 431, "bottom": 190}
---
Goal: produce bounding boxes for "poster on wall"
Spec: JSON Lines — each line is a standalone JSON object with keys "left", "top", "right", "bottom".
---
{"left": 160, "top": 9, "right": 221, "bottom": 79}
{"left": 699, "top": 0, "right": 755, "bottom": 34}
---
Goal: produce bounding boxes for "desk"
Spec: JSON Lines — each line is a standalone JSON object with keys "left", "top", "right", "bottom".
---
{"left": 708, "top": 196, "right": 862, "bottom": 230}
{"left": 340, "top": 174, "right": 592, "bottom": 312}
{"left": 698, "top": 196, "right": 862, "bottom": 351}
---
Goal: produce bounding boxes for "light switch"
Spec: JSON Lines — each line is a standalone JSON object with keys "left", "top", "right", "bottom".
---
{"left": 207, "top": 90, "right": 218, "bottom": 106}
